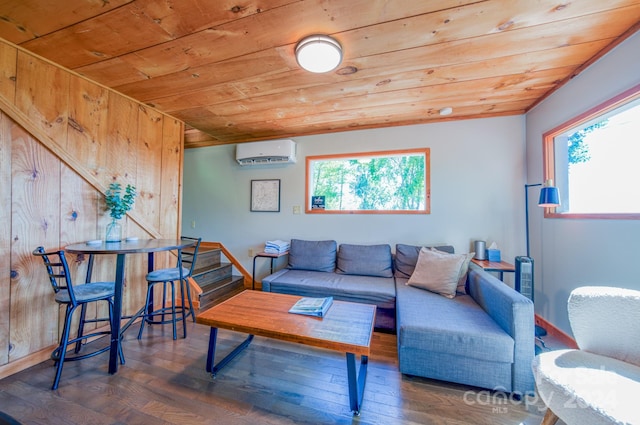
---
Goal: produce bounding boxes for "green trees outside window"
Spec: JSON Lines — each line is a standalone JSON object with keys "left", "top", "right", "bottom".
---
{"left": 544, "top": 83, "right": 640, "bottom": 218}
{"left": 306, "top": 148, "right": 430, "bottom": 214}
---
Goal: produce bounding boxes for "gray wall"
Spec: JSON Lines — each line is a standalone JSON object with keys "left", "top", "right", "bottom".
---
{"left": 183, "top": 116, "right": 526, "bottom": 283}
{"left": 525, "top": 31, "right": 640, "bottom": 335}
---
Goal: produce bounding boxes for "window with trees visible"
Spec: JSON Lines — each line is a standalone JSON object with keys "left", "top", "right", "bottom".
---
{"left": 543, "top": 83, "right": 640, "bottom": 219}
{"left": 306, "top": 148, "right": 430, "bottom": 214}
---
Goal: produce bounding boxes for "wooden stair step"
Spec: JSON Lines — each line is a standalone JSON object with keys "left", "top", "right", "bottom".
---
{"left": 192, "top": 262, "right": 232, "bottom": 287}
{"left": 192, "top": 247, "right": 222, "bottom": 269}
{"left": 198, "top": 275, "right": 245, "bottom": 311}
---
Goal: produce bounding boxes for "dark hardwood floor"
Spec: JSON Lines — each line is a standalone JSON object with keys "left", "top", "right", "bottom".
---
{"left": 0, "top": 321, "right": 549, "bottom": 424}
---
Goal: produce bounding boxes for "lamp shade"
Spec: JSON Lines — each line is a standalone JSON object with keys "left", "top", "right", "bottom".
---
{"left": 538, "top": 186, "right": 560, "bottom": 207}
{"left": 295, "top": 35, "right": 342, "bottom": 73}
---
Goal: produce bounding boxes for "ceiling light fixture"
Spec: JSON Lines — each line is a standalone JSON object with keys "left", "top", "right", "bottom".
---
{"left": 295, "top": 34, "right": 343, "bottom": 73}
{"left": 439, "top": 107, "right": 453, "bottom": 116}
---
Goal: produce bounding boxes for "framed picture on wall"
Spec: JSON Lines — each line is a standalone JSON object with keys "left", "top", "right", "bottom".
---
{"left": 250, "top": 179, "right": 281, "bottom": 212}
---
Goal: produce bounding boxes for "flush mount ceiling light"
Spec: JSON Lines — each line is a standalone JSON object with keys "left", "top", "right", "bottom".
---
{"left": 295, "top": 34, "right": 343, "bottom": 73}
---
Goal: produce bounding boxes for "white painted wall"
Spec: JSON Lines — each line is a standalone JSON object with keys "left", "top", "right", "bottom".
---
{"left": 525, "top": 31, "right": 640, "bottom": 335}
{"left": 183, "top": 116, "right": 526, "bottom": 283}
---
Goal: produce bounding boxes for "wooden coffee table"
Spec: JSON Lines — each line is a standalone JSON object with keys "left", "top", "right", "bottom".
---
{"left": 196, "top": 290, "right": 376, "bottom": 415}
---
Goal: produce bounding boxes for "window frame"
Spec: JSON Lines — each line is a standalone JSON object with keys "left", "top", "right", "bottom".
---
{"left": 305, "top": 148, "right": 430, "bottom": 214}
{"left": 542, "top": 82, "right": 640, "bottom": 220}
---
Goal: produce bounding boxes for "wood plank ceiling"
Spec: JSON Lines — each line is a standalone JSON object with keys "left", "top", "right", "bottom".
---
{"left": 1, "top": 0, "right": 639, "bottom": 148}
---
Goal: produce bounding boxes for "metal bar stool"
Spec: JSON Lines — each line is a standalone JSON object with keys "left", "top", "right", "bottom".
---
{"left": 32, "top": 247, "right": 124, "bottom": 390}
{"left": 137, "top": 236, "right": 202, "bottom": 340}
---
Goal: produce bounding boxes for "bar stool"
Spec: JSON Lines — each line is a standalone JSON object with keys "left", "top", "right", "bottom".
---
{"left": 137, "top": 236, "right": 202, "bottom": 340}
{"left": 32, "top": 247, "right": 124, "bottom": 390}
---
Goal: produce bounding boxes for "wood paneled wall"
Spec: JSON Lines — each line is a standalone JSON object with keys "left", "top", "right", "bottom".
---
{"left": 0, "top": 38, "right": 184, "bottom": 377}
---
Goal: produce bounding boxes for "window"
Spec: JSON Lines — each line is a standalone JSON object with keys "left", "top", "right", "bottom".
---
{"left": 306, "top": 148, "right": 430, "bottom": 214}
{"left": 543, "top": 83, "right": 640, "bottom": 219}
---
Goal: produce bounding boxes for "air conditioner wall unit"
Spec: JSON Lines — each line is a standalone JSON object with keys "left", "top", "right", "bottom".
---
{"left": 235, "top": 139, "right": 297, "bottom": 166}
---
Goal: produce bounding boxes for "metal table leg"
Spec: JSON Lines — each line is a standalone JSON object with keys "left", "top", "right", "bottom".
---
{"left": 252, "top": 255, "right": 258, "bottom": 290}
{"left": 205, "top": 328, "right": 254, "bottom": 378}
{"left": 109, "top": 253, "right": 126, "bottom": 374}
{"left": 346, "top": 352, "right": 368, "bottom": 416}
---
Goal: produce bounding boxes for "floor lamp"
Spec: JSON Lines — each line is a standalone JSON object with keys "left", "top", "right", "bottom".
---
{"left": 520, "top": 179, "right": 560, "bottom": 339}
{"left": 525, "top": 180, "right": 560, "bottom": 258}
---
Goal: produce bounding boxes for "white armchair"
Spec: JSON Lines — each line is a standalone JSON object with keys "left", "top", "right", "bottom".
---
{"left": 532, "top": 286, "right": 640, "bottom": 425}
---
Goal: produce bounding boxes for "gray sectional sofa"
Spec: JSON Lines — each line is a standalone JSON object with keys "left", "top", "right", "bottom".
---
{"left": 262, "top": 240, "right": 397, "bottom": 330}
{"left": 261, "top": 239, "right": 535, "bottom": 395}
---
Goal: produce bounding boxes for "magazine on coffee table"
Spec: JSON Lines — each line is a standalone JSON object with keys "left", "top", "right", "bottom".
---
{"left": 289, "top": 296, "right": 333, "bottom": 317}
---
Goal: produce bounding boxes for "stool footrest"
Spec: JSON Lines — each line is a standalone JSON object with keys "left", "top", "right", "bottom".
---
{"left": 143, "top": 306, "right": 191, "bottom": 325}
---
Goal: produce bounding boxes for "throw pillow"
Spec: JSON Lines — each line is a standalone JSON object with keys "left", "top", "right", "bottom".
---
{"left": 407, "top": 247, "right": 466, "bottom": 298}
{"left": 428, "top": 247, "right": 474, "bottom": 294}
{"left": 394, "top": 243, "right": 455, "bottom": 278}
{"left": 287, "top": 239, "right": 337, "bottom": 272}
{"left": 336, "top": 244, "right": 393, "bottom": 277}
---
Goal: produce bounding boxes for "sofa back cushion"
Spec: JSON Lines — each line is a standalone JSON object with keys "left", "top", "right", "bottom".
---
{"left": 288, "top": 239, "right": 337, "bottom": 272}
{"left": 336, "top": 244, "right": 393, "bottom": 277}
{"left": 394, "top": 243, "right": 455, "bottom": 279}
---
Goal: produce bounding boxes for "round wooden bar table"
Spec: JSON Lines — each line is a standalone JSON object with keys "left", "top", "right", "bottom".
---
{"left": 65, "top": 238, "right": 196, "bottom": 374}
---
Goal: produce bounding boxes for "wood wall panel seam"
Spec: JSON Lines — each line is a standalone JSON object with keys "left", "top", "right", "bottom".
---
{"left": 0, "top": 94, "right": 162, "bottom": 239}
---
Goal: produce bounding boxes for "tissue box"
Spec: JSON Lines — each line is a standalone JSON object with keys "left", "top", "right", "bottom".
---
{"left": 486, "top": 249, "right": 501, "bottom": 262}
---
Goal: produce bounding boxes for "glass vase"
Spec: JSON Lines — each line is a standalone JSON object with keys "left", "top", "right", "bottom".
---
{"left": 105, "top": 219, "right": 122, "bottom": 243}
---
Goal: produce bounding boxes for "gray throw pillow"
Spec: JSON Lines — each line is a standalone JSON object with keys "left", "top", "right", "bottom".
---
{"left": 394, "top": 243, "right": 455, "bottom": 278}
{"left": 288, "top": 239, "right": 337, "bottom": 272}
{"left": 336, "top": 244, "right": 393, "bottom": 278}
{"left": 407, "top": 247, "right": 466, "bottom": 298}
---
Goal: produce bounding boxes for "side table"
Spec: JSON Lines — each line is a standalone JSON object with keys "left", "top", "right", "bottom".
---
{"left": 471, "top": 258, "right": 515, "bottom": 282}
{"left": 252, "top": 251, "right": 289, "bottom": 290}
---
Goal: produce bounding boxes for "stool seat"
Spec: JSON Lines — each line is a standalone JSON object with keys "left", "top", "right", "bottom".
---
{"left": 54, "top": 281, "right": 116, "bottom": 304}
{"left": 146, "top": 267, "right": 190, "bottom": 282}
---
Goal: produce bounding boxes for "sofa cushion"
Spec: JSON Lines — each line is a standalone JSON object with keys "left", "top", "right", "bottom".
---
{"left": 396, "top": 279, "right": 514, "bottom": 363}
{"left": 394, "top": 243, "right": 454, "bottom": 279}
{"left": 288, "top": 239, "right": 337, "bottom": 272}
{"left": 407, "top": 247, "right": 465, "bottom": 298}
{"left": 336, "top": 243, "right": 393, "bottom": 278}
{"left": 263, "top": 269, "right": 396, "bottom": 308}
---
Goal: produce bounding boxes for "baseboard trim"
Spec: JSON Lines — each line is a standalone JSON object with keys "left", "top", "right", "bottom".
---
{"left": 535, "top": 314, "right": 578, "bottom": 349}
{"left": 0, "top": 346, "right": 54, "bottom": 380}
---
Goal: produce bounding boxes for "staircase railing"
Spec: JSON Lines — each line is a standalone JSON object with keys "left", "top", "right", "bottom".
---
{"left": 199, "top": 241, "right": 252, "bottom": 290}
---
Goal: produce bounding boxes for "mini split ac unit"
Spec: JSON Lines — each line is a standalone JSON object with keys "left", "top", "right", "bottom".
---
{"left": 235, "top": 139, "right": 297, "bottom": 166}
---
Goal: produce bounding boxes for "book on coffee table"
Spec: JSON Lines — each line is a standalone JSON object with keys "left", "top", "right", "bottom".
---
{"left": 289, "top": 296, "right": 333, "bottom": 317}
